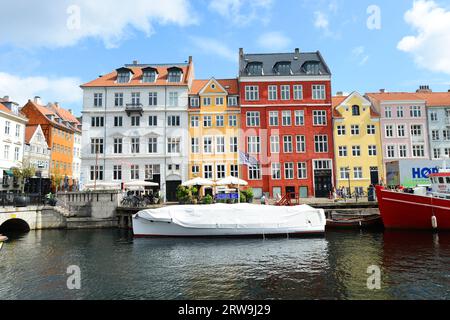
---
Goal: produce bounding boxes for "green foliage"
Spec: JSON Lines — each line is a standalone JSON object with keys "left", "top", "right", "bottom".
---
{"left": 176, "top": 185, "right": 198, "bottom": 204}
{"left": 239, "top": 191, "right": 247, "bottom": 203}
{"left": 202, "top": 194, "right": 213, "bottom": 204}
{"left": 241, "top": 188, "right": 254, "bottom": 203}
{"left": 51, "top": 168, "right": 64, "bottom": 192}
{"left": 12, "top": 165, "right": 36, "bottom": 193}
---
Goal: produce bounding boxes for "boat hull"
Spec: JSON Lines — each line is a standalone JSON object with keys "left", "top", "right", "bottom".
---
{"left": 375, "top": 186, "right": 450, "bottom": 230}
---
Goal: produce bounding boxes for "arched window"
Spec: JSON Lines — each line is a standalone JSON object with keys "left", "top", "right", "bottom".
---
{"left": 352, "top": 105, "right": 360, "bottom": 116}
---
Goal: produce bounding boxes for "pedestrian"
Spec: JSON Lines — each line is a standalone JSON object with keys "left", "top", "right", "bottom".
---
{"left": 260, "top": 194, "right": 266, "bottom": 205}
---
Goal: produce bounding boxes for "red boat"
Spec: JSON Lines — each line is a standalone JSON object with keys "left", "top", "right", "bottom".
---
{"left": 376, "top": 171, "right": 450, "bottom": 231}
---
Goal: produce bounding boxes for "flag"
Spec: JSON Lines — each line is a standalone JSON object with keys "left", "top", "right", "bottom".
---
{"left": 239, "top": 151, "right": 259, "bottom": 167}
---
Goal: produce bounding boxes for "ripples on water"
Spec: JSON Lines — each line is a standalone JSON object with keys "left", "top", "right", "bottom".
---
{"left": 0, "top": 229, "right": 449, "bottom": 300}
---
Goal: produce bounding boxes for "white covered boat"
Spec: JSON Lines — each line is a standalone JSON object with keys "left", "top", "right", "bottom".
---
{"left": 132, "top": 203, "right": 326, "bottom": 237}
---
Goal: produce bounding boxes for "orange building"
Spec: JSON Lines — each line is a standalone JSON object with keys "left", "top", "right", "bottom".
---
{"left": 21, "top": 97, "right": 77, "bottom": 189}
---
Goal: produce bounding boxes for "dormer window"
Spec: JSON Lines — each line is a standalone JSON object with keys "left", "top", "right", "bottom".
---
{"left": 303, "top": 62, "right": 320, "bottom": 75}
{"left": 246, "top": 62, "right": 263, "bottom": 76}
{"left": 167, "top": 67, "right": 183, "bottom": 83}
{"left": 116, "top": 67, "right": 133, "bottom": 83}
{"left": 274, "top": 62, "right": 292, "bottom": 76}
{"left": 352, "top": 105, "right": 360, "bottom": 116}
{"left": 142, "top": 68, "right": 158, "bottom": 83}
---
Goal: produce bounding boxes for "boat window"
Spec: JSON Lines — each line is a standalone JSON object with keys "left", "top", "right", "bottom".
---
{"left": 446, "top": 177, "right": 450, "bottom": 184}
{"left": 439, "top": 177, "right": 444, "bottom": 183}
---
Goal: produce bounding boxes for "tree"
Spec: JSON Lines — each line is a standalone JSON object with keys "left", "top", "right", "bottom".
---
{"left": 12, "top": 164, "right": 36, "bottom": 193}
{"left": 51, "top": 168, "right": 64, "bottom": 193}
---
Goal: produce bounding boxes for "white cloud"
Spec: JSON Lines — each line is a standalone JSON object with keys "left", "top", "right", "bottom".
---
{"left": 208, "top": 0, "right": 273, "bottom": 26}
{"left": 352, "top": 46, "right": 370, "bottom": 66}
{"left": 397, "top": 0, "right": 450, "bottom": 74}
{"left": 0, "top": 0, "right": 197, "bottom": 48}
{"left": 257, "top": 32, "right": 292, "bottom": 51}
{"left": 190, "top": 37, "right": 237, "bottom": 62}
{"left": 0, "top": 72, "right": 82, "bottom": 107}
{"left": 314, "top": 11, "right": 330, "bottom": 30}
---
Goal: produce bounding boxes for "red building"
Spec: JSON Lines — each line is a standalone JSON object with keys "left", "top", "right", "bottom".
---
{"left": 238, "top": 48, "right": 334, "bottom": 199}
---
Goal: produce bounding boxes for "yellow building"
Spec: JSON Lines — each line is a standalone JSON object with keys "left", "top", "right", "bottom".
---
{"left": 188, "top": 78, "right": 240, "bottom": 183}
{"left": 333, "top": 92, "right": 383, "bottom": 196}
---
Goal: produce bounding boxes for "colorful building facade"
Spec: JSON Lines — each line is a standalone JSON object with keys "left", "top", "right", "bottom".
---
{"left": 333, "top": 92, "right": 383, "bottom": 194}
{"left": 188, "top": 78, "right": 240, "bottom": 184}
{"left": 238, "top": 48, "right": 334, "bottom": 198}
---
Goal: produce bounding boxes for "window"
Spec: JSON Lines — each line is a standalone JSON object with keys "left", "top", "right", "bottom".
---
{"left": 228, "top": 96, "right": 238, "bottom": 106}
{"left": 385, "top": 125, "right": 394, "bottom": 138}
{"left": 269, "top": 111, "right": 279, "bottom": 126}
{"left": 117, "top": 71, "right": 130, "bottom": 83}
{"left": 131, "top": 92, "right": 141, "bottom": 105}
{"left": 114, "top": 116, "right": 123, "bottom": 127}
{"left": 313, "top": 110, "right": 327, "bottom": 125}
{"left": 90, "top": 138, "right": 104, "bottom": 154}
{"left": 296, "top": 135, "right": 306, "bottom": 153}
{"left": 293, "top": 85, "right": 303, "bottom": 100}
{"left": 305, "top": 62, "right": 320, "bottom": 75}
{"left": 228, "top": 115, "right": 237, "bottom": 127}
{"left": 430, "top": 112, "right": 438, "bottom": 122}
{"left": 368, "top": 145, "right": 377, "bottom": 156}
{"left": 148, "top": 137, "right": 158, "bottom": 153}
{"left": 397, "top": 106, "right": 404, "bottom": 118}
{"left": 351, "top": 125, "right": 360, "bottom": 135}
{"left": 283, "top": 136, "right": 293, "bottom": 153}
{"left": 167, "top": 137, "right": 181, "bottom": 153}
{"left": 282, "top": 111, "right": 291, "bottom": 126}
{"left": 399, "top": 145, "right": 407, "bottom": 158}
{"left": 284, "top": 163, "right": 294, "bottom": 179}
{"left": 203, "top": 165, "right": 213, "bottom": 180}
{"left": 245, "top": 86, "right": 259, "bottom": 101}
{"left": 411, "top": 125, "right": 422, "bottom": 137}
{"left": 203, "top": 97, "right": 211, "bottom": 106}
{"left": 352, "top": 105, "right": 360, "bottom": 116}
{"left": 230, "top": 164, "right": 239, "bottom": 177}
{"left": 149, "top": 92, "right": 157, "bottom": 106}
{"left": 272, "top": 163, "right": 281, "bottom": 180}
{"left": 297, "top": 163, "right": 307, "bottom": 179}
{"left": 190, "top": 138, "right": 199, "bottom": 154}
{"left": 432, "top": 130, "right": 440, "bottom": 141}
{"left": 148, "top": 116, "right": 157, "bottom": 127}
{"left": 94, "top": 93, "right": 103, "bottom": 107}
{"left": 397, "top": 125, "right": 405, "bottom": 137}
{"left": 295, "top": 110, "right": 304, "bottom": 126}
{"left": 91, "top": 116, "right": 104, "bottom": 127}
{"left": 246, "top": 112, "right": 260, "bottom": 127}
{"left": 338, "top": 146, "right": 347, "bottom": 157}
{"left": 168, "top": 92, "right": 179, "bottom": 107}
{"left": 281, "top": 85, "right": 290, "bottom": 100}
{"left": 412, "top": 145, "right": 425, "bottom": 157}
{"left": 216, "top": 97, "right": 224, "bottom": 106}
{"left": 248, "top": 136, "right": 261, "bottom": 154}
{"left": 246, "top": 62, "right": 263, "bottom": 76}
{"left": 248, "top": 164, "right": 261, "bottom": 180}
{"left": 130, "top": 165, "right": 139, "bottom": 180}
{"left": 387, "top": 145, "right": 395, "bottom": 158}
{"left": 385, "top": 107, "right": 392, "bottom": 118}
{"left": 352, "top": 146, "right": 361, "bottom": 157}
{"left": 216, "top": 164, "right": 226, "bottom": 180}
{"left": 367, "top": 125, "right": 376, "bottom": 135}
{"left": 14, "top": 147, "right": 19, "bottom": 161}
{"left": 192, "top": 165, "right": 200, "bottom": 175}
{"left": 203, "top": 116, "right": 212, "bottom": 127}
{"left": 433, "top": 148, "right": 441, "bottom": 159}
{"left": 168, "top": 69, "right": 182, "bottom": 82}
{"left": 410, "top": 106, "right": 422, "bottom": 118}
{"left": 354, "top": 167, "right": 363, "bottom": 179}
{"left": 113, "top": 165, "right": 122, "bottom": 181}
{"left": 114, "top": 93, "right": 123, "bottom": 107}
{"left": 444, "top": 129, "right": 450, "bottom": 141}
{"left": 275, "top": 62, "right": 292, "bottom": 75}
{"left": 270, "top": 136, "right": 280, "bottom": 153}
{"left": 314, "top": 135, "right": 328, "bottom": 153}
{"left": 131, "top": 116, "right": 140, "bottom": 127}
{"left": 190, "top": 97, "right": 199, "bottom": 108}
{"left": 131, "top": 137, "right": 140, "bottom": 154}
{"left": 90, "top": 165, "right": 104, "bottom": 181}
{"left": 340, "top": 167, "right": 350, "bottom": 179}
{"left": 190, "top": 116, "right": 199, "bottom": 128}
{"left": 113, "top": 138, "right": 122, "bottom": 154}
{"left": 216, "top": 115, "right": 224, "bottom": 127}
{"left": 268, "top": 85, "right": 277, "bottom": 100}
{"left": 312, "top": 85, "right": 326, "bottom": 100}
{"left": 230, "top": 137, "right": 238, "bottom": 153}
{"left": 203, "top": 137, "right": 213, "bottom": 153}
{"left": 216, "top": 136, "right": 225, "bottom": 153}
{"left": 168, "top": 115, "right": 180, "bottom": 127}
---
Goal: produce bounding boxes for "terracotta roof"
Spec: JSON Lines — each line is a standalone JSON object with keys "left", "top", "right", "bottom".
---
{"left": 81, "top": 64, "right": 192, "bottom": 87}
{"left": 332, "top": 95, "right": 380, "bottom": 119}
{"left": 366, "top": 92, "right": 425, "bottom": 102}
{"left": 23, "top": 100, "right": 75, "bottom": 132}
{"left": 332, "top": 96, "right": 347, "bottom": 108}
{"left": 370, "top": 108, "right": 380, "bottom": 118}
{"left": 415, "top": 92, "right": 450, "bottom": 107}
{"left": 25, "top": 125, "right": 39, "bottom": 144}
{"left": 190, "top": 79, "right": 239, "bottom": 95}
{"left": 48, "top": 103, "right": 80, "bottom": 125}
{"left": 0, "top": 102, "right": 28, "bottom": 120}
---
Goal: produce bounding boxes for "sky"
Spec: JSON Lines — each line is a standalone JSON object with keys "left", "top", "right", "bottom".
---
{"left": 1, "top": 0, "right": 450, "bottom": 116}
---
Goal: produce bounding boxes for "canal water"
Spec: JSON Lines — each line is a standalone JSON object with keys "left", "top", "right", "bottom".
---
{"left": 0, "top": 229, "right": 449, "bottom": 300}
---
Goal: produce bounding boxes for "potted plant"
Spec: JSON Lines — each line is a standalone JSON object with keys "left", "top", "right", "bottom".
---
{"left": 242, "top": 188, "right": 254, "bottom": 203}
{"left": 202, "top": 194, "right": 213, "bottom": 205}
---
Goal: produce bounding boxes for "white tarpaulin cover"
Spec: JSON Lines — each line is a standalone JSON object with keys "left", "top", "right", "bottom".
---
{"left": 136, "top": 203, "right": 325, "bottom": 229}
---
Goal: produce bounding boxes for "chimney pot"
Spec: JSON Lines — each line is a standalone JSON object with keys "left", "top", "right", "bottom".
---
{"left": 188, "top": 56, "right": 193, "bottom": 63}
{"left": 336, "top": 91, "right": 343, "bottom": 96}
{"left": 380, "top": 89, "right": 385, "bottom": 93}
{"left": 239, "top": 48, "right": 244, "bottom": 56}
{"left": 295, "top": 48, "right": 300, "bottom": 54}
{"left": 133, "top": 60, "right": 138, "bottom": 65}
{"left": 3, "top": 96, "right": 9, "bottom": 101}
{"left": 34, "top": 96, "right": 42, "bottom": 104}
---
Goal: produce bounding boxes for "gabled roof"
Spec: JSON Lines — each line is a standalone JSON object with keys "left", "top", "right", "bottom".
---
{"left": 0, "top": 102, "right": 28, "bottom": 120}
{"left": 22, "top": 100, "right": 75, "bottom": 132}
{"left": 415, "top": 92, "right": 450, "bottom": 107}
{"left": 190, "top": 78, "right": 239, "bottom": 95}
{"left": 25, "top": 125, "right": 39, "bottom": 144}
{"left": 333, "top": 92, "right": 380, "bottom": 119}
{"left": 81, "top": 61, "right": 193, "bottom": 87}
{"left": 47, "top": 103, "right": 80, "bottom": 125}
{"left": 239, "top": 49, "right": 331, "bottom": 77}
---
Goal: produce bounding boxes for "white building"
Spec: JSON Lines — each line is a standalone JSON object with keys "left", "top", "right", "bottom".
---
{"left": 0, "top": 97, "right": 28, "bottom": 192}
{"left": 24, "top": 125, "right": 51, "bottom": 178}
{"left": 80, "top": 58, "right": 194, "bottom": 201}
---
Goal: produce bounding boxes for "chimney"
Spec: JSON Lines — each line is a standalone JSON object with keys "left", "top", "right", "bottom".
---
{"left": 68, "top": 109, "right": 73, "bottom": 114}
{"left": 34, "top": 96, "right": 42, "bottom": 105}
{"left": 336, "top": 91, "right": 343, "bottom": 96}
{"left": 133, "top": 60, "right": 138, "bottom": 65}
{"left": 54, "top": 102, "right": 60, "bottom": 108}
{"left": 188, "top": 56, "right": 193, "bottom": 64}
{"left": 295, "top": 48, "right": 300, "bottom": 55}
{"left": 3, "top": 96, "right": 9, "bottom": 102}
{"left": 379, "top": 89, "right": 385, "bottom": 93}
{"left": 239, "top": 48, "right": 244, "bottom": 57}
{"left": 416, "top": 85, "right": 432, "bottom": 93}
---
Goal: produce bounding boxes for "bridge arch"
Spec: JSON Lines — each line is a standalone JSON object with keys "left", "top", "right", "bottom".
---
{"left": 0, "top": 218, "right": 31, "bottom": 233}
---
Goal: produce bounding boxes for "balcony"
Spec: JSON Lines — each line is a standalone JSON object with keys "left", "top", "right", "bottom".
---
{"left": 125, "top": 104, "right": 143, "bottom": 116}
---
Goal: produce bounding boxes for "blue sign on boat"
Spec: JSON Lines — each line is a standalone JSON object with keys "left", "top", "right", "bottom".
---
{"left": 216, "top": 193, "right": 239, "bottom": 200}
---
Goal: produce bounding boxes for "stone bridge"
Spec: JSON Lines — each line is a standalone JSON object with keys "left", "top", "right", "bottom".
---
{"left": 0, "top": 205, "right": 66, "bottom": 232}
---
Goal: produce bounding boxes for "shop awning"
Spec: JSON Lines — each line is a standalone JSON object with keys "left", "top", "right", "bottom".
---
{"left": 3, "top": 170, "right": 14, "bottom": 177}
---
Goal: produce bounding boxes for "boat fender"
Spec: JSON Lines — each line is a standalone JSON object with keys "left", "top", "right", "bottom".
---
{"left": 431, "top": 215, "right": 438, "bottom": 229}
